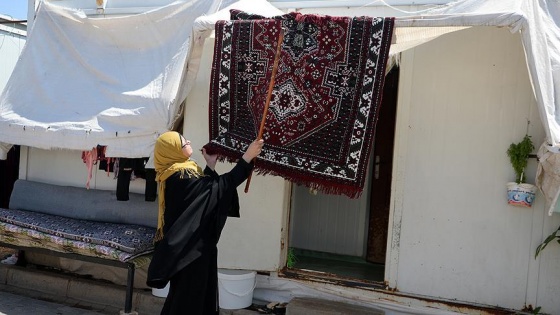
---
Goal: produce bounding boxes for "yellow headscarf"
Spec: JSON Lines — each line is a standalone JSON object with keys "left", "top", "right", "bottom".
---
{"left": 153, "top": 131, "right": 203, "bottom": 242}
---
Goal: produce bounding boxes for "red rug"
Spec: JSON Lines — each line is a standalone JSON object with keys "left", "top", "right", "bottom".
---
{"left": 205, "top": 11, "right": 394, "bottom": 198}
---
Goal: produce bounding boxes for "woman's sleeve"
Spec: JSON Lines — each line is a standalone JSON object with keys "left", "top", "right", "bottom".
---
{"left": 221, "top": 159, "right": 254, "bottom": 188}
{"left": 204, "top": 166, "right": 219, "bottom": 179}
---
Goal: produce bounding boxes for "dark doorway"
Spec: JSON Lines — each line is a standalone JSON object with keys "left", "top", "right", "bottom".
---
{"left": 288, "top": 66, "right": 400, "bottom": 283}
{"left": 0, "top": 146, "right": 20, "bottom": 208}
{"left": 366, "top": 66, "right": 399, "bottom": 264}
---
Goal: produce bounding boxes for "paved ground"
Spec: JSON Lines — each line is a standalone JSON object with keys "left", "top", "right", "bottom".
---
{"left": 3, "top": 249, "right": 105, "bottom": 314}
{"left": 0, "top": 288, "right": 108, "bottom": 315}
{"left": 0, "top": 286, "right": 264, "bottom": 315}
{"left": 0, "top": 260, "right": 263, "bottom": 315}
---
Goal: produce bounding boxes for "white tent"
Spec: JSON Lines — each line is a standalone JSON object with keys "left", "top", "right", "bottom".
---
{"left": 2, "top": 0, "right": 558, "bottom": 152}
{"left": 2, "top": 0, "right": 559, "bottom": 152}
{"left": 0, "top": 0, "right": 284, "bottom": 160}
{"left": 0, "top": 0, "right": 218, "bottom": 159}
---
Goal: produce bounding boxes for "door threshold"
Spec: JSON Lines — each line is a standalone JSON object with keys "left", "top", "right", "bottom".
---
{"left": 277, "top": 268, "right": 520, "bottom": 315}
{"left": 280, "top": 267, "right": 386, "bottom": 290}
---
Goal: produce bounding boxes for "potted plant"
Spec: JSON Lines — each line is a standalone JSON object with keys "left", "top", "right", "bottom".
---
{"left": 506, "top": 134, "right": 537, "bottom": 207}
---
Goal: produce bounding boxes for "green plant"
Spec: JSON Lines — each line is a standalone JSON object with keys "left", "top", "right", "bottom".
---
{"left": 507, "top": 134, "right": 534, "bottom": 183}
{"left": 535, "top": 225, "right": 560, "bottom": 258}
{"left": 286, "top": 247, "right": 297, "bottom": 268}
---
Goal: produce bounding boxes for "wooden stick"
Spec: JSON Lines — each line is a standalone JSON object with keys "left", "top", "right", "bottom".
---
{"left": 245, "top": 28, "right": 284, "bottom": 193}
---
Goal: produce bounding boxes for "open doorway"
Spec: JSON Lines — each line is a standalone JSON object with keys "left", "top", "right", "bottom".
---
{"left": 287, "top": 66, "right": 399, "bottom": 283}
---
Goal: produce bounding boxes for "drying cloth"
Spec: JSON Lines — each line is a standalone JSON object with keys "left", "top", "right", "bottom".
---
{"left": 205, "top": 11, "right": 394, "bottom": 198}
{"left": 81, "top": 147, "right": 98, "bottom": 190}
{"left": 536, "top": 143, "right": 560, "bottom": 215}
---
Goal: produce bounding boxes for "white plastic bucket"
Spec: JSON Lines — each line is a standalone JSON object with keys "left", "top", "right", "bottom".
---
{"left": 218, "top": 269, "right": 256, "bottom": 309}
{"left": 151, "top": 282, "right": 170, "bottom": 298}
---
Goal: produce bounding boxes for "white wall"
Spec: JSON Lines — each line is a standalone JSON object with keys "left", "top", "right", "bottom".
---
{"left": 391, "top": 26, "right": 559, "bottom": 313}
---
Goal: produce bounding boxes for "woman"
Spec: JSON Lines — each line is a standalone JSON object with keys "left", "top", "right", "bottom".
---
{"left": 146, "top": 131, "right": 264, "bottom": 314}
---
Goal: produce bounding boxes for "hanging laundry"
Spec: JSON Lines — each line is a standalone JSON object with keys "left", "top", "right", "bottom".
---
{"left": 81, "top": 147, "right": 98, "bottom": 189}
{"left": 81, "top": 145, "right": 113, "bottom": 189}
{"left": 116, "top": 158, "right": 156, "bottom": 201}
{"left": 205, "top": 10, "right": 395, "bottom": 198}
{"left": 97, "top": 145, "right": 114, "bottom": 175}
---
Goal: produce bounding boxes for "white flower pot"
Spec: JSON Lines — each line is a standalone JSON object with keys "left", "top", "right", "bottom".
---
{"left": 506, "top": 182, "right": 537, "bottom": 207}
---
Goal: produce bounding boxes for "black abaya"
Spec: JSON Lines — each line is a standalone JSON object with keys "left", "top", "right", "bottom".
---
{"left": 147, "top": 159, "right": 253, "bottom": 314}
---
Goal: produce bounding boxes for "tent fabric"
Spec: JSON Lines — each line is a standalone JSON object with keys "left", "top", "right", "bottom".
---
{"left": 0, "top": 0, "right": 218, "bottom": 158}
{"left": 6, "top": 0, "right": 556, "bottom": 152}
{"left": 1, "top": 0, "right": 558, "bottom": 152}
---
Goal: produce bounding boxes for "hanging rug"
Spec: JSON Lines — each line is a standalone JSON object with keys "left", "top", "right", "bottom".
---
{"left": 205, "top": 10, "right": 394, "bottom": 198}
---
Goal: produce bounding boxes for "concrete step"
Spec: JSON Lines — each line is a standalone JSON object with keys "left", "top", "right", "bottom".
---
{"left": 287, "top": 297, "right": 384, "bottom": 315}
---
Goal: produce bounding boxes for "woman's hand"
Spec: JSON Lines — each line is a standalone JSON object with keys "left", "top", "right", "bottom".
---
{"left": 242, "top": 139, "right": 264, "bottom": 163}
{"left": 202, "top": 148, "right": 218, "bottom": 171}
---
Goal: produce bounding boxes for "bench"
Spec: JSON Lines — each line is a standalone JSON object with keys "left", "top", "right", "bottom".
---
{"left": 0, "top": 179, "right": 157, "bottom": 314}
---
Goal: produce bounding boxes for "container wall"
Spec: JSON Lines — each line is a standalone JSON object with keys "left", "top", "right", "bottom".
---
{"left": 393, "top": 26, "right": 553, "bottom": 311}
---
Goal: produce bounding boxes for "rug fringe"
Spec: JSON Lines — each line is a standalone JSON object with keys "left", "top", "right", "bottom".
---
{"left": 289, "top": 12, "right": 349, "bottom": 26}
{"left": 204, "top": 143, "right": 365, "bottom": 199}
{"left": 254, "top": 166, "right": 364, "bottom": 199}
